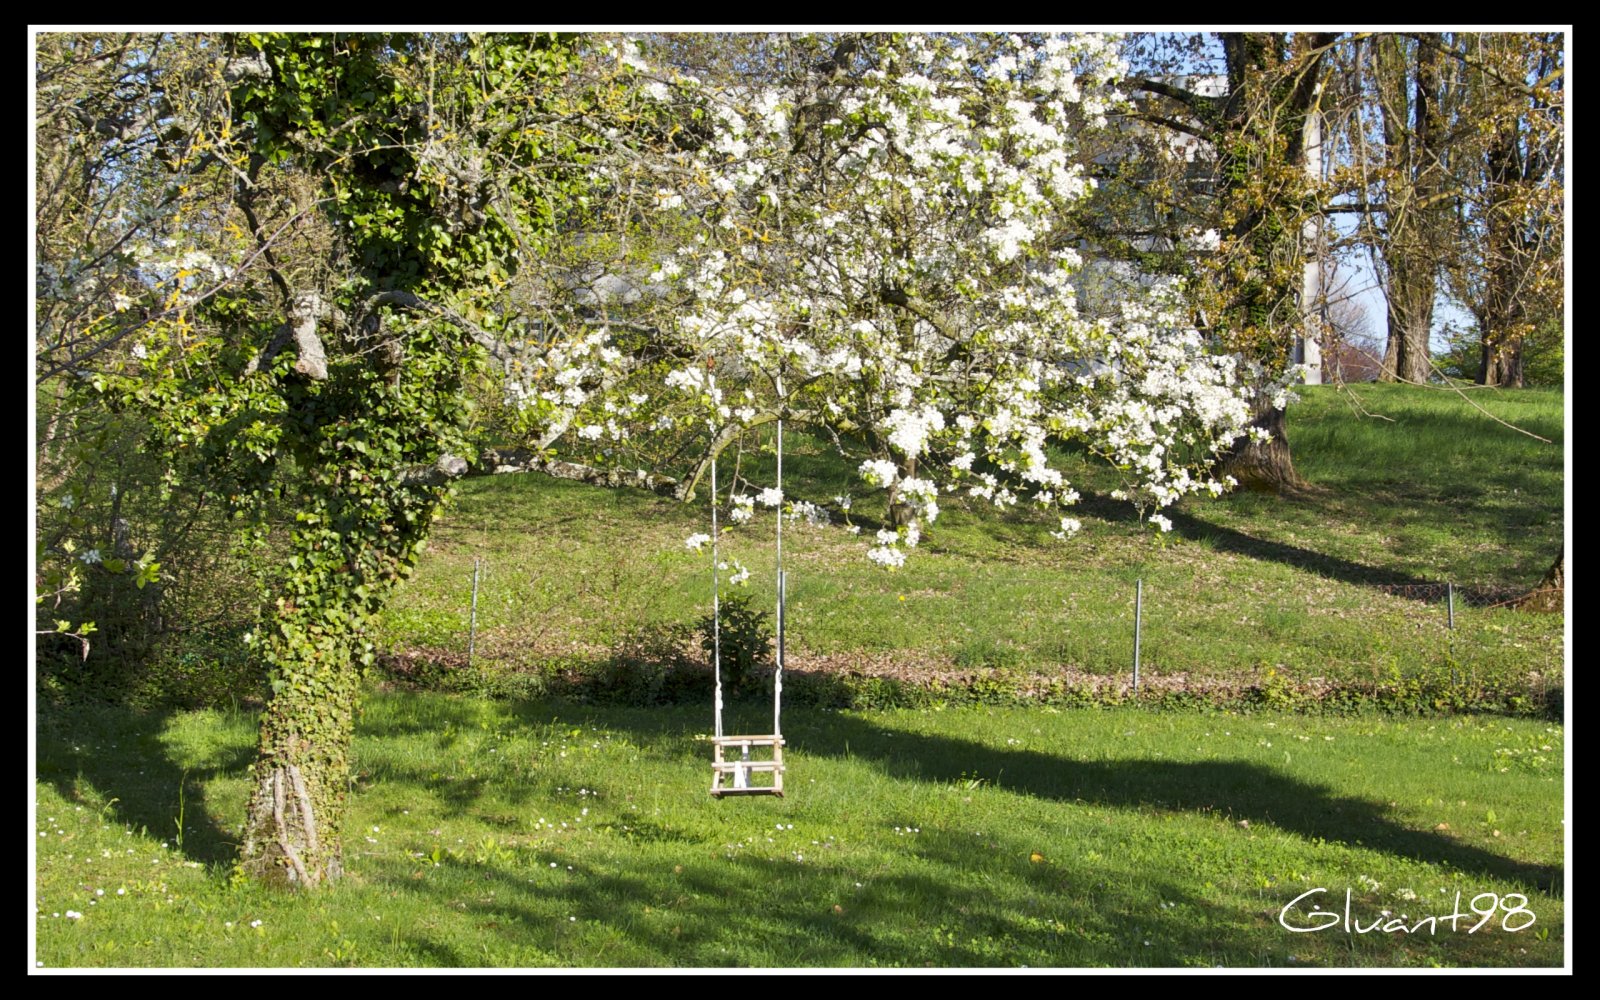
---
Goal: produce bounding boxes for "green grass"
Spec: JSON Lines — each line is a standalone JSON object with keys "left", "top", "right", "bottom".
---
{"left": 379, "top": 384, "right": 1563, "bottom": 694}
{"left": 35, "top": 693, "right": 1563, "bottom": 968}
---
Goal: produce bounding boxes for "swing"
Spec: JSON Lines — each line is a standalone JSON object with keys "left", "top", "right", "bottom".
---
{"left": 707, "top": 398, "right": 786, "bottom": 797}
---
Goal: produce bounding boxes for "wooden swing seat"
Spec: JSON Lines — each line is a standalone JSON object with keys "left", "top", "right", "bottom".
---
{"left": 709, "top": 735, "right": 785, "bottom": 797}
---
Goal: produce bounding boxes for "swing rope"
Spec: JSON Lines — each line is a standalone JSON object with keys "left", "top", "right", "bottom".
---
{"left": 711, "top": 457, "right": 723, "bottom": 739}
{"left": 709, "top": 400, "right": 785, "bottom": 742}
{"left": 773, "top": 379, "right": 784, "bottom": 739}
{"left": 707, "top": 377, "right": 785, "bottom": 795}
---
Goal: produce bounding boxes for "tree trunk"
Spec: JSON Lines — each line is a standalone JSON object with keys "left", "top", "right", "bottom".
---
{"left": 1375, "top": 39, "right": 1442, "bottom": 385}
{"left": 1382, "top": 257, "right": 1435, "bottom": 384}
{"left": 239, "top": 631, "right": 363, "bottom": 888}
{"left": 887, "top": 454, "right": 918, "bottom": 528}
{"left": 1219, "top": 395, "right": 1309, "bottom": 493}
{"left": 1381, "top": 329, "right": 1402, "bottom": 382}
{"left": 1516, "top": 549, "right": 1563, "bottom": 613}
{"left": 1481, "top": 334, "right": 1526, "bottom": 388}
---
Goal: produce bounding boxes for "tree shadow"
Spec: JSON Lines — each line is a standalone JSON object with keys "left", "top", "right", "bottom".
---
{"left": 794, "top": 711, "right": 1562, "bottom": 892}
{"left": 370, "top": 819, "right": 1247, "bottom": 967}
{"left": 352, "top": 696, "right": 1560, "bottom": 967}
{"left": 36, "top": 700, "right": 247, "bottom": 867}
{"left": 547, "top": 703, "right": 1560, "bottom": 894}
{"left": 1065, "top": 486, "right": 1448, "bottom": 596}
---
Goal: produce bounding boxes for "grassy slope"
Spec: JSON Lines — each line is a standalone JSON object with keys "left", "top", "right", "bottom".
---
{"left": 36, "top": 696, "right": 1563, "bottom": 968}
{"left": 380, "top": 384, "right": 1564, "bottom": 690}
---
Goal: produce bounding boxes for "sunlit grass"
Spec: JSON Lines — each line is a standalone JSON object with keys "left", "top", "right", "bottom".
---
{"left": 380, "top": 385, "right": 1563, "bottom": 691}
{"left": 35, "top": 694, "right": 1564, "bottom": 968}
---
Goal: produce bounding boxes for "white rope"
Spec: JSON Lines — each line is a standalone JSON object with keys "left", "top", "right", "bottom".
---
{"left": 711, "top": 456, "right": 723, "bottom": 739}
{"left": 773, "top": 378, "right": 784, "bottom": 738}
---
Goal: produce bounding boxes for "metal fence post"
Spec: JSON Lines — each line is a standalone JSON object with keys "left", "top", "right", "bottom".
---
{"left": 1446, "top": 581, "right": 1456, "bottom": 686}
{"left": 1133, "top": 578, "right": 1143, "bottom": 694}
{"left": 468, "top": 557, "right": 481, "bottom": 668}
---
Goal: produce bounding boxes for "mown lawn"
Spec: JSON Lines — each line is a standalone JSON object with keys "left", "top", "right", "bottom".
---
{"left": 35, "top": 694, "right": 1563, "bottom": 968}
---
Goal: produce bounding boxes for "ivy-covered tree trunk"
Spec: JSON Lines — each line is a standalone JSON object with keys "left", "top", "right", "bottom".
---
{"left": 240, "top": 630, "right": 362, "bottom": 886}
{"left": 1205, "top": 33, "right": 1336, "bottom": 494}
{"left": 206, "top": 31, "right": 590, "bottom": 887}
{"left": 233, "top": 459, "right": 436, "bottom": 886}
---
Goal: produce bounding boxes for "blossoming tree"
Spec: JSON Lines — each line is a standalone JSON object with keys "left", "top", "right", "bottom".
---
{"left": 562, "top": 33, "right": 1276, "bottom": 567}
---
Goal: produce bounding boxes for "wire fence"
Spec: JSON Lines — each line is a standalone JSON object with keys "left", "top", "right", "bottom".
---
{"left": 423, "top": 552, "right": 1564, "bottom": 700}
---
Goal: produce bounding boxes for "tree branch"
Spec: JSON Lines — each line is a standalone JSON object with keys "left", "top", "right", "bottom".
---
{"left": 1126, "top": 77, "right": 1218, "bottom": 116}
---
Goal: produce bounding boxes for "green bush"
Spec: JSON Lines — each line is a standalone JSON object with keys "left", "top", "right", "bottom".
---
{"left": 697, "top": 594, "right": 772, "bottom": 694}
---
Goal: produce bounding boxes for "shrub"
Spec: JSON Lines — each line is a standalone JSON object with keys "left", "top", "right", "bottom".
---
{"left": 697, "top": 594, "right": 772, "bottom": 694}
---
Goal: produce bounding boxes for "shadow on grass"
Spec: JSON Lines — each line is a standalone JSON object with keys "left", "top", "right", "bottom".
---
{"left": 1063, "top": 487, "right": 1446, "bottom": 596}
{"left": 36, "top": 700, "right": 247, "bottom": 867}
{"left": 408, "top": 699, "right": 1558, "bottom": 894}
{"left": 353, "top": 697, "right": 1561, "bottom": 897}
{"left": 804, "top": 712, "right": 1561, "bottom": 892}
{"left": 353, "top": 696, "right": 1560, "bottom": 966}
{"left": 385, "top": 846, "right": 1242, "bottom": 967}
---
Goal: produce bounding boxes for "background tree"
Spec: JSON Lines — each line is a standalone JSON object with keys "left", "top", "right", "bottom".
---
{"left": 1436, "top": 32, "right": 1563, "bottom": 389}
{"left": 1340, "top": 34, "right": 1454, "bottom": 385}
{"left": 1109, "top": 31, "right": 1343, "bottom": 492}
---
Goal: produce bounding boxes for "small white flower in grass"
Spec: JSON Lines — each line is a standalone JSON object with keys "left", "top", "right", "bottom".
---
{"left": 847, "top": 525, "right": 861, "bottom": 535}
{"left": 95, "top": 889, "right": 104, "bottom": 897}
{"left": 65, "top": 911, "right": 82, "bottom": 920}
{"left": 116, "top": 888, "right": 124, "bottom": 896}
{"left": 250, "top": 920, "right": 262, "bottom": 928}
{"left": 1150, "top": 514, "right": 1173, "bottom": 533}
{"left": 685, "top": 533, "right": 711, "bottom": 552}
